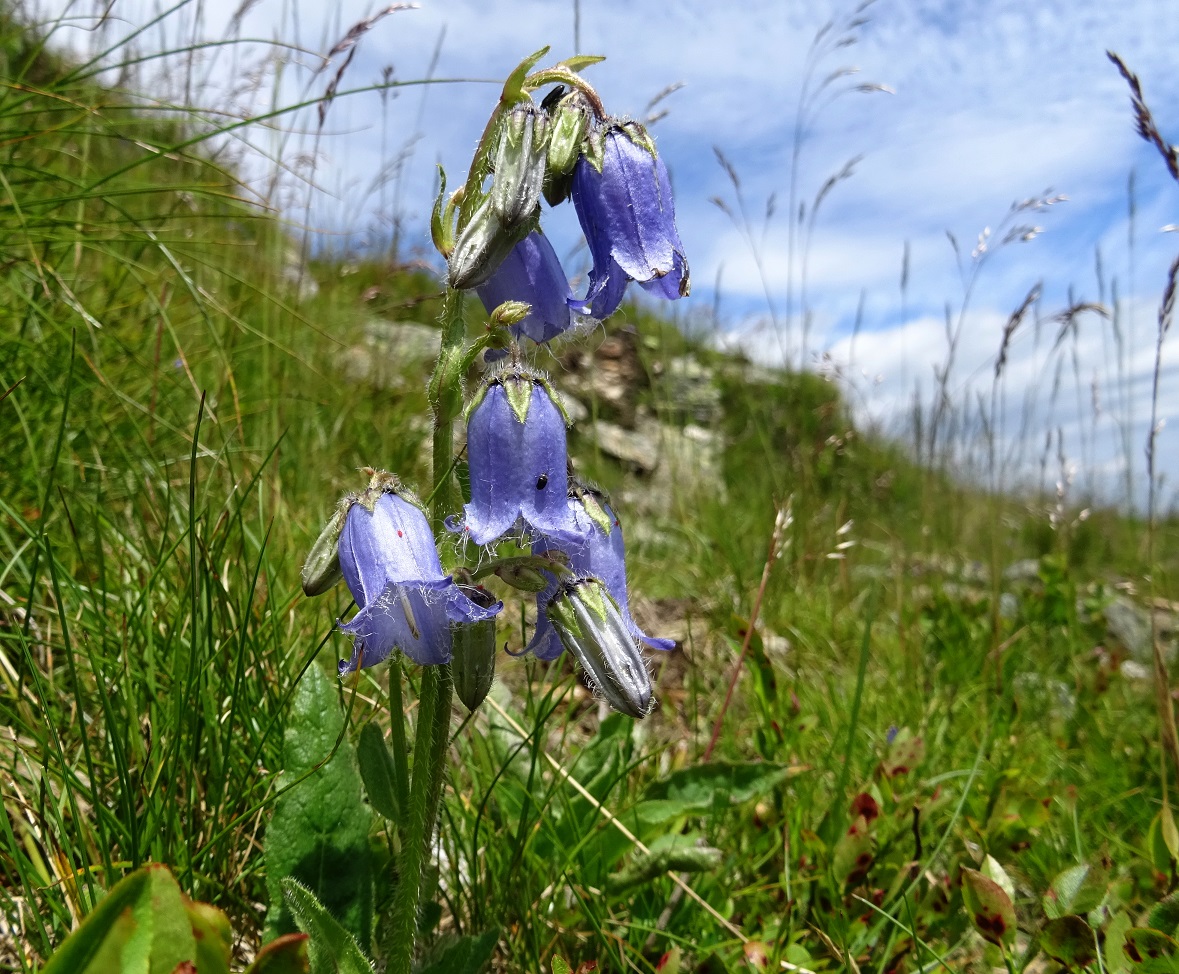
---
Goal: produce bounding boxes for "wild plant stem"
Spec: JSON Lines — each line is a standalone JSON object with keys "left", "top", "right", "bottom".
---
{"left": 428, "top": 287, "right": 467, "bottom": 534}
{"left": 387, "top": 665, "right": 448, "bottom": 974}
{"left": 387, "top": 284, "right": 467, "bottom": 972}
{"left": 703, "top": 502, "right": 789, "bottom": 760}
{"left": 1147, "top": 256, "right": 1179, "bottom": 785}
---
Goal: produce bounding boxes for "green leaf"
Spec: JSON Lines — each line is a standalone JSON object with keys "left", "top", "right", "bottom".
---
{"left": 981, "top": 854, "right": 1015, "bottom": 903}
{"left": 1153, "top": 810, "right": 1179, "bottom": 872}
{"left": 419, "top": 929, "right": 500, "bottom": 974}
{"left": 281, "top": 879, "right": 374, "bottom": 974}
{"left": 1044, "top": 863, "right": 1108, "bottom": 920}
{"left": 643, "top": 761, "right": 793, "bottom": 813}
{"left": 264, "top": 663, "right": 374, "bottom": 949}
{"left": 502, "top": 46, "right": 550, "bottom": 103}
{"left": 961, "top": 867, "right": 1016, "bottom": 947}
{"left": 357, "top": 721, "right": 401, "bottom": 822}
{"left": 1124, "top": 928, "right": 1179, "bottom": 971}
{"left": 1106, "top": 911, "right": 1134, "bottom": 973}
{"left": 831, "top": 817, "right": 874, "bottom": 886}
{"left": 184, "top": 899, "right": 233, "bottom": 974}
{"left": 1164, "top": 805, "right": 1179, "bottom": 861}
{"left": 246, "top": 934, "right": 311, "bottom": 974}
{"left": 1150, "top": 894, "right": 1179, "bottom": 938}
{"left": 551, "top": 958, "right": 573, "bottom": 974}
{"left": 1040, "top": 915, "right": 1097, "bottom": 969}
{"left": 606, "top": 835, "right": 721, "bottom": 894}
{"left": 880, "top": 727, "right": 925, "bottom": 777}
{"left": 41, "top": 864, "right": 197, "bottom": 974}
{"left": 555, "top": 55, "right": 605, "bottom": 74}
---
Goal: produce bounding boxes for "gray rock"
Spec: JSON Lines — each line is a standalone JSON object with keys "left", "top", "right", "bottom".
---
{"left": 659, "top": 355, "right": 723, "bottom": 425}
{"left": 1120, "top": 659, "right": 1151, "bottom": 680}
{"left": 1014, "top": 672, "right": 1076, "bottom": 718}
{"left": 337, "top": 320, "right": 440, "bottom": 391}
{"left": 1003, "top": 559, "right": 1042, "bottom": 584}
{"left": 583, "top": 419, "right": 661, "bottom": 473}
{"left": 559, "top": 327, "right": 647, "bottom": 428}
{"left": 1105, "top": 595, "right": 1151, "bottom": 660}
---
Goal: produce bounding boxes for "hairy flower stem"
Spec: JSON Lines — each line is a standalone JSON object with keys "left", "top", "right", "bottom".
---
{"left": 387, "top": 665, "right": 451, "bottom": 974}
{"left": 388, "top": 285, "right": 467, "bottom": 974}
{"left": 427, "top": 287, "right": 468, "bottom": 535}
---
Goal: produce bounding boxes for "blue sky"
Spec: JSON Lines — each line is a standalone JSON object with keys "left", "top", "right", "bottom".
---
{"left": 40, "top": 0, "right": 1179, "bottom": 508}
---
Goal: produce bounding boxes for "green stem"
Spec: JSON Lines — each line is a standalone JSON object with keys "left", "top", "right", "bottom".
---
{"left": 419, "top": 665, "right": 454, "bottom": 900}
{"left": 427, "top": 287, "right": 468, "bottom": 535}
{"left": 387, "top": 285, "right": 467, "bottom": 973}
{"left": 387, "top": 666, "right": 445, "bottom": 974}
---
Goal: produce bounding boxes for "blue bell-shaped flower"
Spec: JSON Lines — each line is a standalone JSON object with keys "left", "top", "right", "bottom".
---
{"left": 525, "top": 482, "right": 675, "bottom": 661}
{"left": 476, "top": 231, "right": 576, "bottom": 346}
{"left": 337, "top": 475, "right": 502, "bottom": 672}
{"left": 448, "top": 368, "right": 588, "bottom": 547}
{"left": 571, "top": 122, "right": 690, "bottom": 319}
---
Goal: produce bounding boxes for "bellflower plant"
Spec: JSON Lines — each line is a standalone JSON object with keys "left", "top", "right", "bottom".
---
{"left": 571, "top": 122, "right": 690, "bottom": 318}
{"left": 447, "top": 367, "right": 588, "bottom": 546}
{"left": 335, "top": 474, "right": 502, "bottom": 672}
{"left": 526, "top": 481, "right": 675, "bottom": 660}
{"left": 476, "top": 231, "right": 575, "bottom": 346}
{"left": 303, "top": 48, "right": 690, "bottom": 974}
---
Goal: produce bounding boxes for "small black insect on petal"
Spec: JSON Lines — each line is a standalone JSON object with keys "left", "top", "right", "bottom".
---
{"left": 536, "top": 473, "right": 549, "bottom": 490}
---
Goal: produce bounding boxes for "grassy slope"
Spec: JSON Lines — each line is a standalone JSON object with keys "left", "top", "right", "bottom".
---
{"left": 0, "top": 10, "right": 1175, "bottom": 974}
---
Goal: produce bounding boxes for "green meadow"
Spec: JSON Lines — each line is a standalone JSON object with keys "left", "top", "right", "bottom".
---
{"left": 2, "top": 7, "right": 1179, "bottom": 973}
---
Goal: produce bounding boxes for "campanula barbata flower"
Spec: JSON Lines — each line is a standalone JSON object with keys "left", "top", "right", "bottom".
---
{"left": 337, "top": 479, "right": 501, "bottom": 673}
{"left": 447, "top": 369, "right": 588, "bottom": 546}
{"left": 477, "top": 231, "right": 575, "bottom": 346}
{"left": 525, "top": 482, "right": 675, "bottom": 661}
{"left": 571, "top": 122, "right": 690, "bottom": 319}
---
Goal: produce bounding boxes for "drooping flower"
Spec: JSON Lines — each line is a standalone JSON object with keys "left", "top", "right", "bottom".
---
{"left": 545, "top": 577, "right": 654, "bottom": 718}
{"left": 447, "top": 369, "right": 588, "bottom": 546}
{"left": 525, "top": 482, "right": 676, "bottom": 661}
{"left": 476, "top": 232, "right": 576, "bottom": 346}
{"left": 571, "top": 122, "right": 690, "bottom": 319}
{"left": 337, "top": 477, "right": 501, "bottom": 673}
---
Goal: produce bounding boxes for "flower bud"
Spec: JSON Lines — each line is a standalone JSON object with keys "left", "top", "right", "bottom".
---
{"left": 451, "top": 587, "right": 499, "bottom": 712}
{"left": 302, "top": 505, "right": 346, "bottom": 596}
{"left": 489, "top": 299, "right": 533, "bottom": 328}
{"left": 546, "top": 94, "right": 590, "bottom": 177}
{"left": 543, "top": 92, "right": 590, "bottom": 206}
{"left": 491, "top": 104, "right": 548, "bottom": 230}
{"left": 546, "top": 578, "right": 653, "bottom": 719}
{"left": 447, "top": 198, "right": 520, "bottom": 291}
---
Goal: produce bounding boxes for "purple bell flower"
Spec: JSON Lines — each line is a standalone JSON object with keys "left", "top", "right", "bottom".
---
{"left": 447, "top": 369, "right": 588, "bottom": 547}
{"left": 525, "top": 483, "right": 676, "bottom": 661}
{"left": 476, "top": 232, "right": 576, "bottom": 346}
{"left": 571, "top": 123, "right": 690, "bottom": 319}
{"left": 337, "top": 481, "right": 501, "bottom": 672}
